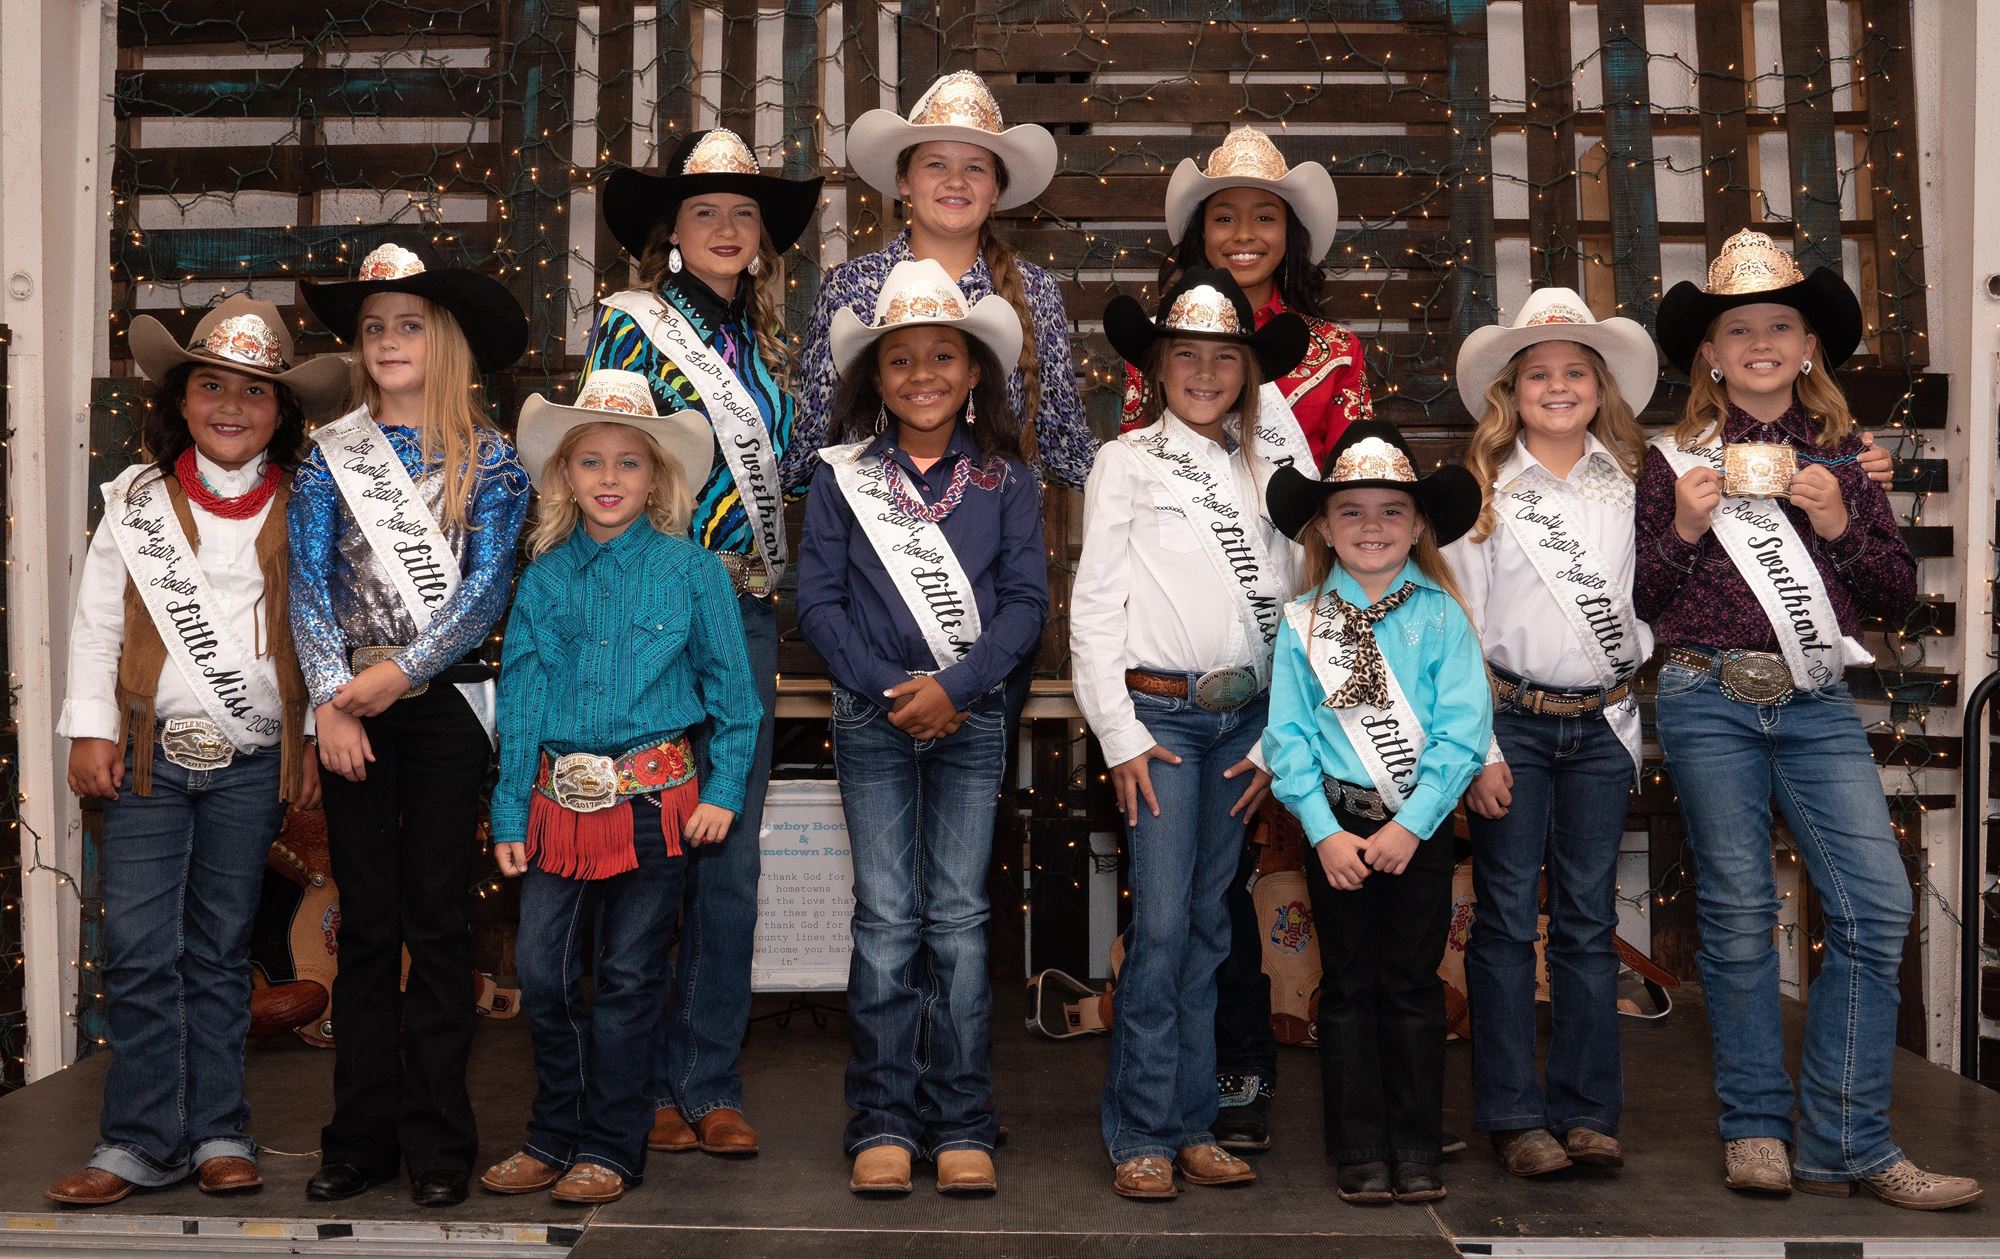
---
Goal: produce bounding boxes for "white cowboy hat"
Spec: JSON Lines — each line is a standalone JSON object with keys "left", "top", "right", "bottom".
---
{"left": 847, "top": 72, "right": 1059, "bottom": 211}
{"left": 1163, "top": 127, "right": 1340, "bottom": 264}
{"left": 1453, "top": 287, "right": 1661, "bottom": 417}
{"left": 516, "top": 369, "right": 716, "bottom": 492}
{"left": 829, "top": 257, "right": 1024, "bottom": 377}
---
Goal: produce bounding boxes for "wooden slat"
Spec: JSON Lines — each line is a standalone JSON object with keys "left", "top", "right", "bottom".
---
{"left": 842, "top": 0, "right": 887, "bottom": 255}
{"left": 120, "top": 142, "right": 507, "bottom": 198}
{"left": 115, "top": 69, "right": 498, "bottom": 119}
{"left": 592, "top": 0, "right": 638, "bottom": 303}
{"left": 1594, "top": 0, "right": 1664, "bottom": 325}
{"left": 494, "top": 1, "right": 577, "bottom": 368}
{"left": 1051, "top": 133, "right": 1450, "bottom": 177}
{"left": 1024, "top": 172, "right": 1452, "bottom": 223}
{"left": 1778, "top": 0, "right": 1842, "bottom": 274}
{"left": 719, "top": 0, "right": 758, "bottom": 138}
{"left": 655, "top": 0, "right": 696, "bottom": 139}
{"left": 1522, "top": 0, "right": 1579, "bottom": 289}
{"left": 118, "top": 0, "right": 504, "bottom": 45}
{"left": 1646, "top": 813, "right": 1699, "bottom": 982}
{"left": 986, "top": 82, "right": 1450, "bottom": 127}
{"left": 970, "top": 25, "right": 1449, "bottom": 75}
{"left": 1857, "top": 0, "right": 1931, "bottom": 367}
{"left": 1692, "top": 0, "right": 1757, "bottom": 259}
{"left": 781, "top": 0, "right": 823, "bottom": 327}
{"left": 1445, "top": 2, "right": 1496, "bottom": 337}
{"left": 990, "top": 0, "right": 1448, "bottom": 20}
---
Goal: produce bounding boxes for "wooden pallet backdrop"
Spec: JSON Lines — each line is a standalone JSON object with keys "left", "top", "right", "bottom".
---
{"left": 82, "top": 0, "right": 1973, "bottom": 1074}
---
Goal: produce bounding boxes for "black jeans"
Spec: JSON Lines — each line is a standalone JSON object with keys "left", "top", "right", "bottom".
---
{"left": 1306, "top": 803, "right": 1455, "bottom": 1166}
{"left": 1213, "top": 828, "right": 1277, "bottom": 1084}
{"left": 320, "top": 685, "right": 491, "bottom": 1176}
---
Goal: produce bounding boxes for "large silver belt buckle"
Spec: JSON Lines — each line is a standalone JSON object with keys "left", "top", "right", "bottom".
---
{"left": 1324, "top": 778, "right": 1387, "bottom": 822}
{"left": 1193, "top": 666, "right": 1257, "bottom": 713}
{"left": 717, "top": 551, "right": 772, "bottom": 600}
{"left": 1716, "top": 650, "right": 1795, "bottom": 706}
{"left": 351, "top": 645, "right": 428, "bottom": 698}
{"left": 550, "top": 752, "right": 620, "bottom": 813}
{"left": 160, "top": 717, "right": 236, "bottom": 772}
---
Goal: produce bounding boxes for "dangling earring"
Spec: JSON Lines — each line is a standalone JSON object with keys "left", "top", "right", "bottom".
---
{"left": 874, "top": 403, "right": 889, "bottom": 434}
{"left": 1800, "top": 359, "right": 1813, "bottom": 376}
{"left": 668, "top": 246, "right": 684, "bottom": 274}
{"left": 1710, "top": 367, "right": 1724, "bottom": 384}
{"left": 964, "top": 394, "right": 976, "bottom": 427}
{"left": 747, "top": 253, "right": 763, "bottom": 277}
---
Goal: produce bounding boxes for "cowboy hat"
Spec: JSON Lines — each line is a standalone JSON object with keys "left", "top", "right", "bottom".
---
{"left": 1103, "top": 267, "right": 1309, "bottom": 381}
{"left": 601, "top": 127, "right": 825, "bottom": 261}
{"left": 301, "top": 235, "right": 528, "bottom": 374}
{"left": 516, "top": 369, "right": 716, "bottom": 493}
{"left": 847, "top": 72, "right": 1059, "bottom": 211}
{"left": 1653, "top": 228, "right": 1863, "bottom": 373}
{"left": 1454, "top": 286, "right": 1660, "bottom": 416}
{"left": 1265, "top": 419, "right": 1481, "bottom": 546}
{"left": 1164, "top": 126, "right": 1340, "bottom": 263}
{"left": 128, "top": 294, "right": 349, "bottom": 421}
{"left": 828, "top": 257, "right": 1024, "bottom": 377}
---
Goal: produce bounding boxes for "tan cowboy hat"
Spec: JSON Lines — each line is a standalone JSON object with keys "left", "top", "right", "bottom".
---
{"left": 1164, "top": 127, "right": 1340, "bottom": 263}
{"left": 128, "top": 295, "right": 349, "bottom": 420}
{"left": 516, "top": 369, "right": 715, "bottom": 492}
{"left": 828, "top": 257, "right": 1024, "bottom": 377}
{"left": 1454, "top": 286, "right": 1660, "bottom": 416}
{"left": 847, "top": 72, "right": 1059, "bottom": 211}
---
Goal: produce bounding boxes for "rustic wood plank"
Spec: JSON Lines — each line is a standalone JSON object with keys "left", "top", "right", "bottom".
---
{"left": 593, "top": 0, "right": 638, "bottom": 302}
{"left": 842, "top": 0, "right": 887, "bottom": 253}
{"left": 970, "top": 25, "right": 1449, "bottom": 75}
{"left": 1594, "top": 0, "right": 1664, "bottom": 325}
{"left": 1646, "top": 813, "right": 1699, "bottom": 983}
{"left": 719, "top": 0, "right": 758, "bottom": 138}
{"left": 1023, "top": 172, "right": 1454, "bottom": 223}
{"left": 117, "top": 142, "right": 511, "bottom": 199}
{"left": 989, "top": 0, "right": 1447, "bottom": 20}
{"left": 1857, "top": 0, "right": 1931, "bottom": 367}
{"left": 1444, "top": 1, "right": 1496, "bottom": 338}
{"left": 1693, "top": 0, "right": 1756, "bottom": 258}
{"left": 1521, "top": 0, "right": 1579, "bottom": 289}
{"left": 115, "top": 68, "right": 499, "bottom": 119}
{"left": 118, "top": 0, "right": 504, "bottom": 44}
{"left": 1777, "top": 0, "right": 1842, "bottom": 274}
{"left": 780, "top": 0, "right": 823, "bottom": 327}
{"left": 494, "top": 0, "right": 577, "bottom": 368}
{"left": 986, "top": 81, "right": 1450, "bottom": 127}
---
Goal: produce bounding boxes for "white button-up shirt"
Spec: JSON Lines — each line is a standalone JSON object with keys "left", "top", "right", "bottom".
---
{"left": 1444, "top": 433, "right": 1653, "bottom": 691}
{"left": 1069, "top": 413, "right": 1301, "bottom": 768}
{"left": 58, "top": 451, "right": 285, "bottom": 747}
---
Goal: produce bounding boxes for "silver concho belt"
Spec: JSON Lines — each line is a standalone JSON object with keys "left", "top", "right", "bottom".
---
{"left": 159, "top": 717, "right": 237, "bottom": 772}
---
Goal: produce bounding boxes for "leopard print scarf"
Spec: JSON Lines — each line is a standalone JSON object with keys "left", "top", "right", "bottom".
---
{"left": 1318, "top": 581, "right": 1418, "bottom": 710}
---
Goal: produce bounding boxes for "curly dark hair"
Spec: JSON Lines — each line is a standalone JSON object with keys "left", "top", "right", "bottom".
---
{"left": 828, "top": 330, "right": 1028, "bottom": 465}
{"left": 1160, "top": 194, "right": 1326, "bottom": 319}
{"left": 141, "top": 362, "right": 309, "bottom": 479}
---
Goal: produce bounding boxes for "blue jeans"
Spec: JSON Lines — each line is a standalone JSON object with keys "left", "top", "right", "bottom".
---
{"left": 654, "top": 593, "right": 774, "bottom": 1121}
{"left": 517, "top": 796, "right": 687, "bottom": 1180}
{"left": 91, "top": 742, "right": 287, "bottom": 1186}
{"left": 832, "top": 682, "right": 1007, "bottom": 1158}
{"left": 1656, "top": 659, "right": 1911, "bottom": 1181}
{"left": 1100, "top": 685, "right": 1266, "bottom": 1164}
{"left": 1466, "top": 704, "right": 1630, "bottom": 1137}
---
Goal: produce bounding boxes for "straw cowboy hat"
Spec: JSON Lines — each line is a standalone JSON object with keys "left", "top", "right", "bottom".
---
{"left": 1453, "top": 286, "right": 1661, "bottom": 416}
{"left": 1653, "top": 228, "right": 1863, "bottom": 374}
{"left": 128, "top": 294, "right": 348, "bottom": 420}
{"left": 828, "top": 257, "right": 1024, "bottom": 376}
{"left": 847, "top": 71, "right": 1059, "bottom": 211}
{"left": 601, "top": 127, "right": 826, "bottom": 260}
{"left": 302, "top": 235, "right": 528, "bottom": 374}
{"left": 1164, "top": 126, "right": 1341, "bottom": 263}
{"left": 1102, "top": 266, "right": 1309, "bottom": 380}
{"left": 516, "top": 369, "right": 716, "bottom": 492}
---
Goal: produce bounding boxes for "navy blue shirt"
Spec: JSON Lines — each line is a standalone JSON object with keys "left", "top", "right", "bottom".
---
{"left": 796, "top": 427, "right": 1048, "bottom": 711}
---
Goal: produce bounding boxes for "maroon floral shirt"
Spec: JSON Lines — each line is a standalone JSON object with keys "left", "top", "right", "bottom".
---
{"left": 1633, "top": 403, "right": 1916, "bottom": 651}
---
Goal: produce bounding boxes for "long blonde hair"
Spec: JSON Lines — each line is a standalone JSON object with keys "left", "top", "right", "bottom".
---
{"left": 1295, "top": 492, "right": 1474, "bottom": 625}
{"left": 525, "top": 421, "right": 693, "bottom": 558}
{"left": 1674, "top": 316, "right": 1855, "bottom": 450}
{"left": 1131, "top": 338, "right": 1266, "bottom": 472}
{"left": 1463, "top": 341, "right": 1646, "bottom": 542}
{"left": 347, "top": 295, "right": 492, "bottom": 532}
{"left": 637, "top": 220, "right": 792, "bottom": 382}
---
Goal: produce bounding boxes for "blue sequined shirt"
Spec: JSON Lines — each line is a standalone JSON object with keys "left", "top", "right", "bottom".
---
{"left": 288, "top": 418, "right": 531, "bottom": 708}
{"left": 789, "top": 229, "right": 1097, "bottom": 491}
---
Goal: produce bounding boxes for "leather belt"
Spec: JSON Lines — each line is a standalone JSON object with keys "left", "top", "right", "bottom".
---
{"left": 1125, "top": 666, "right": 1260, "bottom": 713}
{"left": 1665, "top": 645, "right": 1797, "bottom": 706}
{"left": 716, "top": 551, "right": 773, "bottom": 600}
{"left": 1488, "top": 666, "right": 1633, "bottom": 718}
{"left": 533, "top": 735, "right": 696, "bottom": 814}
{"left": 1322, "top": 777, "right": 1388, "bottom": 823}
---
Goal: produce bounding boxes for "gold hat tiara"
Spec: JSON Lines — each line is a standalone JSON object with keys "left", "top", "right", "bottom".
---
{"left": 357, "top": 242, "right": 426, "bottom": 281}
{"left": 1201, "top": 126, "right": 1292, "bottom": 182}
{"left": 199, "top": 313, "right": 287, "bottom": 371}
{"left": 1329, "top": 436, "right": 1416, "bottom": 484}
{"left": 682, "top": 128, "right": 759, "bottom": 176}
{"left": 571, "top": 370, "right": 661, "bottom": 417}
{"left": 1162, "top": 284, "right": 1244, "bottom": 337}
{"left": 909, "top": 71, "right": 1007, "bottom": 134}
{"left": 1704, "top": 228, "right": 1805, "bottom": 296}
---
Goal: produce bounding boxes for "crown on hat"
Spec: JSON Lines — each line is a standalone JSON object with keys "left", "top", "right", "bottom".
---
{"left": 1523, "top": 301, "right": 1591, "bottom": 326}
{"left": 571, "top": 369, "right": 661, "bottom": 417}
{"left": 682, "top": 128, "right": 759, "bottom": 176}
{"left": 1201, "top": 126, "right": 1292, "bottom": 182}
{"left": 1329, "top": 436, "right": 1416, "bottom": 485}
{"left": 877, "top": 277, "right": 971, "bottom": 328}
{"left": 199, "top": 312, "right": 287, "bottom": 370}
{"left": 1161, "top": 284, "right": 1244, "bottom": 337}
{"left": 358, "top": 242, "right": 426, "bottom": 281}
{"left": 908, "top": 71, "right": 1006, "bottom": 134}
{"left": 1704, "top": 228, "right": 1805, "bottom": 297}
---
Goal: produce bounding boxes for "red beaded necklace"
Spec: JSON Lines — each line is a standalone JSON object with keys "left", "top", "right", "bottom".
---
{"left": 175, "top": 447, "right": 283, "bottom": 520}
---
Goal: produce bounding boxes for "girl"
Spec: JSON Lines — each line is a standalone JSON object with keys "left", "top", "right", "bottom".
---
{"left": 1261, "top": 421, "right": 1490, "bottom": 1205}
{"left": 1444, "top": 290, "right": 1659, "bottom": 1178}
{"left": 477, "top": 370, "right": 759, "bottom": 1205}
{"left": 48, "top": 297, "right": 341, "bottom": 1205}
{"left": 292, "top": 236, "right": 531, "bottom": 1208}
{"left": 1638, "top": 228, "right": 1979, "bottom": 1209}
{"left": 795, "top": 257, "right": 1048, "bottom": 1196}
{"left": 1072, "top": 269, "right": 1307, "bottom": 1200}
{"left": 796, "top": 70, "right": 1093, "bottom": 491}
{"left": 587, "top": 126, "right": 823, "bottom": 1158}
{"left": 1122, "top": 122, "right": 1376, "bottom": 1153}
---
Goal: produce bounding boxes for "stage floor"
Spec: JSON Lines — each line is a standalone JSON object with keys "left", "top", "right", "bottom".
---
{"left": 1, "top": 990, "right": 1997, "bottom": 1257}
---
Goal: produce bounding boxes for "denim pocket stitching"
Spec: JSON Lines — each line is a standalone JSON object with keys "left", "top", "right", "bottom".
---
{"left": 1654, "top": 664, "right": 1707, "bottom": 699}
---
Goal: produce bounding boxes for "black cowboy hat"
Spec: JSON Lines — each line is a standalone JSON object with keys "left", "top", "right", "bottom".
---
{"left": 601, "top": 128, "right": 826, "bottom": 261}
{"left": 1103, "top": 267, "right": 1309, "bottom": 381}
{"left": 1265, "top": 419, "right": 1481, "bottom": 546}
{"left": 1653, "top": 229, "right": 1863, "bottom": 374}
{"left": 301, "top": 232, "right": 528, "bottom": 374}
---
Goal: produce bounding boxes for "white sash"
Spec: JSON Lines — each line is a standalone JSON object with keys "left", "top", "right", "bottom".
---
{"left": 602, "top": 289, "right": 787, "bottom": 581}
{"left": 313, "top": 408, "right": 496, "bottom": 741}
{"left": 821, "top": 440, "right": 983, "bottom": 671}
{"left": 1495, "top": 476, "right": 1645, "bottom": 772}
{"left": 1285, "top": 594, "right": 1427, "bottom": 810}
{"left": 1122, "top": 426, "right": 1285, "bottom": 683}
{"left": 1250, "top": 381, "right": 1315, "bottom": 471}
{"left": 103, "top": 466, "right": 285, "bottom": 749}
{"left": 1652, "top": 434, "right": 1871, "bottom": 689}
